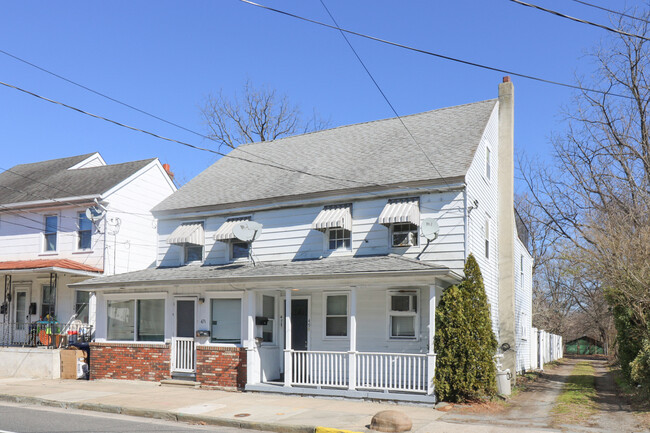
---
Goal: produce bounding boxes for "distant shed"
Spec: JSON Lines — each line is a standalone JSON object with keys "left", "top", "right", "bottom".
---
{"left": 564, "top": 336, "right": 604, "bottom": 355}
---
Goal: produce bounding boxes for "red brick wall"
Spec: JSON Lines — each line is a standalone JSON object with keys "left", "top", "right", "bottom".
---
{"left": 196, "top": 345, "right": 247, "bottom": 389}
{"left": 90, "top": 342, "right": 171, "bottom": 382}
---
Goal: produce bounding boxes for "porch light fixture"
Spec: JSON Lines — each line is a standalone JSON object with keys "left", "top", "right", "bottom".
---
{"left": 198, "top": 297, "right": 205, "bottom": 304}
{"left": 291, "top": 288, "right": 299, "bottom": 291}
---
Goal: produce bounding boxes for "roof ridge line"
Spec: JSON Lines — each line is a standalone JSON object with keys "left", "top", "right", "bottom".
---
{"left": 236, "top": 99, "right": 498, "bottom": 150}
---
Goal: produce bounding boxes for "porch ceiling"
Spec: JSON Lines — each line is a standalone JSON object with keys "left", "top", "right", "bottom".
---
{"left": 71, "top": 254, "right": 461, "bottom": 289}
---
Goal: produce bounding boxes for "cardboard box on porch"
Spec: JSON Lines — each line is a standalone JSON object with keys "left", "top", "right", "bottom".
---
{"left": 60, "top": 349, "right": 85, "bottom": 380}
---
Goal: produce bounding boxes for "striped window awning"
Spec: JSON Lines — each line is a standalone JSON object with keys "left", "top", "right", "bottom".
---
{"left": 312, "top": 204, "right": 352, "bottom": 232}
{"left": 378, "top": 198, "right": 420, "bottom": 226}
{"left": 214, "top": 217, "right": 250, "bottom": 242}
{"left": 167, "top": 222, "right": 204, "bottom": 246}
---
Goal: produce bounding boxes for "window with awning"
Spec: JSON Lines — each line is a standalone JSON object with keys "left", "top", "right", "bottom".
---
{"left": 311, "top": 204, "right": 352, "bottom": 232}
{"left": 379, "top": 198, "right": 420, "bottom": 247}
{"left": 213, "top": 217, "right": 250, "bottom": 242}
{"left": 167, "top": 222, "right": 204, "bottom": 246}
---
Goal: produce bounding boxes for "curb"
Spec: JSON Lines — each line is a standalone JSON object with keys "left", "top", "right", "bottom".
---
{"left": 0, "top": 393, "right": 315, "bottom": 433}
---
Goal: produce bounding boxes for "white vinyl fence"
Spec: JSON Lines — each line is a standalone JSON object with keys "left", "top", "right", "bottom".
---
{"left": 529, "top": 327, "right": 563, "bottom": 370}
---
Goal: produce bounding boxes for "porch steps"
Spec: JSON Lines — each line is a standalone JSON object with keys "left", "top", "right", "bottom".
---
{"left": 160, "top": 379, "right": 200, "bottom": 388}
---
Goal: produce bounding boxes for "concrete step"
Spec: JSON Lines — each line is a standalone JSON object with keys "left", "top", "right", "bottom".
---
{"left": 160, "top": 379, "right": 200, "bottom": 388}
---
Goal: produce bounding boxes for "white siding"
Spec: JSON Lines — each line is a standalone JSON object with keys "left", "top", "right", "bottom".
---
{"left": 103, "top": 161, "right": 176, "bottom": 275}
{"left": 514, "top": 234, "right": 533, "bottom": 372}
{"left": 465, "top": 104, "right": 500, "bottom": 336}
{"left": 0, "top": 208, "right": 105, "bottom": 270}
{"left": 157, "top": 190, "right": 466, "bottom": 270}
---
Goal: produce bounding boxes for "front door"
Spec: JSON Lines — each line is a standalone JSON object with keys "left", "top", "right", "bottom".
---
{"left": 171, "top": 299, "right": 196, "bottom": 375}
{"left": 176, "top": 299, "right": 195, "bottom": 338}
{"left": 290, "top": 299, "right": 309, "bottom": 351}
{"left": 12, "top": 289, "right": 28, "bottom": 344}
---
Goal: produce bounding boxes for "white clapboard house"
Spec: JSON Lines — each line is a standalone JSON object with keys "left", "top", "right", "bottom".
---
{"left": 74, "top": 79, "right": 533, "bottom": 402}
{"left": 0, "top": 153, "right": 176, "bottom": 361}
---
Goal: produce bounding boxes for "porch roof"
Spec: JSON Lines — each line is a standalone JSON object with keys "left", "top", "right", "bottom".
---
{"left": 0, "top": 259, "right": 102, "bottom": 276}
{"left": 71, "top": 254, "right": 460, "bottom": 289}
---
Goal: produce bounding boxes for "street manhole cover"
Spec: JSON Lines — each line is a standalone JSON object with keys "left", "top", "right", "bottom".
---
{"left": 234, "top": 413, "right": 250, "bottom": 418}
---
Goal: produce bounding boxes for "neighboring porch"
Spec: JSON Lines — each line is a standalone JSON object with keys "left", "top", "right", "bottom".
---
{"left": 1, "top": 260, "right": 100, "bottom": 350}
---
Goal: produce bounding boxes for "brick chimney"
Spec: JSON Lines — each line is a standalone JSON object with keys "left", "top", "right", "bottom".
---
{"left": 497, "top": 76, "right": 517, "bottom": 382}
{"left": 162, "top": 163, "right": 175, "bottom": 182}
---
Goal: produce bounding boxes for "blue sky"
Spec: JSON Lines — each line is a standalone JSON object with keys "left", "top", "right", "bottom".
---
{"left": 0, "top": 0, "right": 644, "bottom": 188}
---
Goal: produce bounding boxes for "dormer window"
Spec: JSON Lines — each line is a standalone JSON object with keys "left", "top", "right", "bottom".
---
{"left": 378, "top": 198, "right": 420, "bottom": 248}
{"left": 167, "top": 221, "right": 205, "bottom": 264}
{"left": 312, "top": 204, "right": 352, "bottom": 251}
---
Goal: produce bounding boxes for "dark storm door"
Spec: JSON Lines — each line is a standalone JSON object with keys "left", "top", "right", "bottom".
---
{"left": 176, "top": 300, "right": 195, "bottom": 338}
{"left": 289, "top": 299, "right": 309, "bottom": 351}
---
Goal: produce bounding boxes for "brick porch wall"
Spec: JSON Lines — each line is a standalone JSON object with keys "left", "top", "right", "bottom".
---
{"left": 90, "top": 342, "right": 171, "bottom": 382}
{"left": 196, "top": 345, "right": 247, "bottom": 389}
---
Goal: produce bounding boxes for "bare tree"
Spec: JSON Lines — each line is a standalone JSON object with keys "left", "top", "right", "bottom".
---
{"left": 201, "top": 80, "right": 329, "bottom": 151}
{"left": 520, "top": 12, "right": 650, "bottom": 371}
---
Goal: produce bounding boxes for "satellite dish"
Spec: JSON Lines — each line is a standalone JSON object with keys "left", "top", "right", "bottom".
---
{"left": 232, "top": 221, "right": 263, "bottom": 242}
{"left": 421, "top": 218, "right": 440, "bottom": 241}
{"left": 85, "top": 206, "right": 106, "bottom": 222}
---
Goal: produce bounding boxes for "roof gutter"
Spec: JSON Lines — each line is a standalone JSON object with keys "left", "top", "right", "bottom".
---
{"left": 71, "top": 268, "right": 462, "bottom": 290}
{"left": 0, "top": 195, "right": 100, "bottom": 212}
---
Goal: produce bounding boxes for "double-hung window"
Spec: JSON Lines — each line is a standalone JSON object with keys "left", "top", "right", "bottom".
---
{"left": 485, "top": 145, "right": 491, "bottom": 181}
{"left": 391, "top": 223, "right": 419, "bottom": 247}
{"left": 44, "top": 215, "right": 58, "bottom": 251}
{"left": 231, "top": 241, "right": 249, "bottom": 261}
{"left": 78, "top": 212, "right": 92, "bottom": 250}
{"left": 210, "top": 298, "right": 242, "bottom": 344}
{"left": 324, "top": 293, "right": 348, "bottom": 338}
{"left": 484, "top": 216, "right": 491, "bottom": 259}
{"left": 388, "top": 290, "right": 418, "bottom": 339}
{"left": 107, "top": 298, "right": 164, "bottom": 342}
{"left": 328, "top": 228, "right": 351, "bottom": 251}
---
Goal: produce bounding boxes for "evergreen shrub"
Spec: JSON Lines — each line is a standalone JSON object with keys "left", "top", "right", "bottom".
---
{"left": 434, "top": 254, "right": 498, "bottom": 402}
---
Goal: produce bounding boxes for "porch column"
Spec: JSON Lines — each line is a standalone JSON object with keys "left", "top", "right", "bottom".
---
{"left": 245, "top": 290, "right": 260, "bottom": 386}
{"left": 348, "top": 286, "right": 357, "bottom": 391}
{"left": 284, "top": 289, "right": 292, "bottom": 387}
{"left": 427, "top": 283, "right": 437, "bottom": 396}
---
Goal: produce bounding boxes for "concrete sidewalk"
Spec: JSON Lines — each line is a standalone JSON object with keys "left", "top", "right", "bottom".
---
{"left": 0, "top": 378, "right": 552, "bottom": 433}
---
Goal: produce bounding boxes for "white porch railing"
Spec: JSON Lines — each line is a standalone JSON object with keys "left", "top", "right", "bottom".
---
{"left": 289, "top": 350, "right": 427, "bottom": 393}
{"left": 356, "top": 352, "right": 427, "bottom": 393}
{"left": 292, "top": 350, "right": 348, "bottom": 387}
{"left": 171, "top": 337, "right": 195, "bottom": 373}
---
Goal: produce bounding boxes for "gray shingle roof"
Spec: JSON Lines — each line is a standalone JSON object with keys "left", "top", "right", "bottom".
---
{"left": 72, "top": 254, "right": 455, "bottom": 288}
{"left": 153, "top": 99, "right": 497, "bottom": 213}
{"left": 0, "top": 154, "right": 156, "bottom": 205}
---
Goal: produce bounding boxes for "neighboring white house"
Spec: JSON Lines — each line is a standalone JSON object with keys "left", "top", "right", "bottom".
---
{"left": 75, "top": 79, "right": 533, "bottom": 402}
{"left": 0, "top": 152, "right": 177, "bottom": 352}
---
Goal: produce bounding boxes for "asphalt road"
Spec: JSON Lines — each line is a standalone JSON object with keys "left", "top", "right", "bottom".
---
{"left": 0, "top": 402, "right": 249, "bottom": 433}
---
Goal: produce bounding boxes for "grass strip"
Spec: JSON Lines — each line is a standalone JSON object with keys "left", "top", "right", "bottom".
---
{"left": 551, "top": 361, "right": 598, "bottom": 425}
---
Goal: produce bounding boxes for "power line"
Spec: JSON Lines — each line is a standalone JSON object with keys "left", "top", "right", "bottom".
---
{"left": 317, "top": 0, "right": 450, "bottom": 189}
{"left": 237, "top": 0, "right": 634, "bottom": 100}
{"left": 570, "top": 0, "right": 650, "bottom": 24}
{"left": 0, "top": 80, "right": 375, "bottom": 190}
{"left": 508, "top": 0, "right": 650, "bottom": 41}
{"left": 0, "top": 48, "right": 209, "bottom": 141}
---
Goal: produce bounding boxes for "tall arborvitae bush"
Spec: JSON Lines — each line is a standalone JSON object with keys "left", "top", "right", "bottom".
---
{"left": 434, "top": 254, "right": 498, "bottom": 402}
